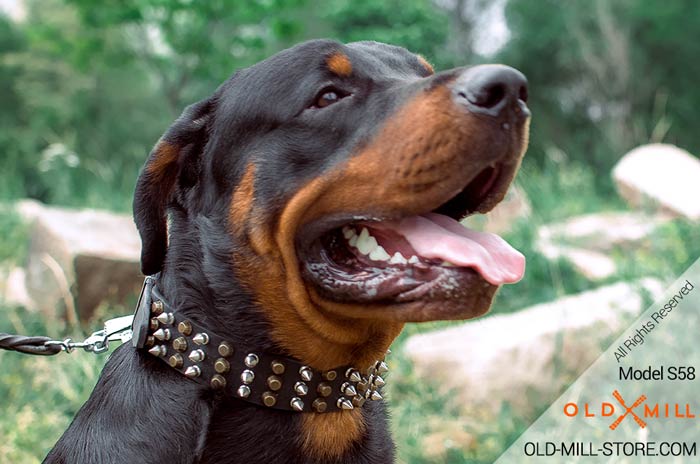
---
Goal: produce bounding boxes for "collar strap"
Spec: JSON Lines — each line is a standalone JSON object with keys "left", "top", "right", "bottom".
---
{"left": 131, "top": 277, "right": 388, "bottom": 413}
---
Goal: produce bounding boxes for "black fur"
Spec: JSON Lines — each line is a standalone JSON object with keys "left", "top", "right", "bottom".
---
{"left": 46, "top": 39, "right": 447, "bottom": 463}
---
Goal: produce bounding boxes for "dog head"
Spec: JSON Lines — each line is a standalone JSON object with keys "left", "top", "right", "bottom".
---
{"left": 133, "top": 39, "right": 530, "bottom": 368}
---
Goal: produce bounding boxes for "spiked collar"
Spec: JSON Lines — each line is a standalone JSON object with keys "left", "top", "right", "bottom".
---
{"left": 131, "top": 276, "right": 388, "bottom": 413}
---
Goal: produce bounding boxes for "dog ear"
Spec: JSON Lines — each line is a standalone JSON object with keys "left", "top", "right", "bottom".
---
{"left": 133, "top": 97, "right": 214, "bottom": 275}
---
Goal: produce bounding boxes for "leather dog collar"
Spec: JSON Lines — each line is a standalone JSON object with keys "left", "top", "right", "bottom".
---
{"left": 131, "top": 277, "right": 388, "bottom": 413}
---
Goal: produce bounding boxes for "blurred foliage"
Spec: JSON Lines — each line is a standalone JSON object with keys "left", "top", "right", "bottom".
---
{"left": 1, "top": 0, "right": 700, "bottom": 463}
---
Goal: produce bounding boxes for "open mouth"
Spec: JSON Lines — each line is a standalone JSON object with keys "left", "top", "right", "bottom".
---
{"left": 299, "top": 162, "right": 525, "bottom": 304}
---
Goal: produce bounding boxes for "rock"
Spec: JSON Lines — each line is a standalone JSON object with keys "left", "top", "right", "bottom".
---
{"left": 463, "top": 185, "right": 531, "bottom": 234}
{"left": 613, "top": 144, "right": 700, "bottom": 220}
{"left": 535, "top": 211, "right": 671, "bottom": 280}
{"left": 0, "top": 267, "right": 35, "bottom": 309}
{"left": 403, "top": 279, "right": 664, "bottom": 418}
{"left": 17, "top": 200, "right": 142, "bottom": 323}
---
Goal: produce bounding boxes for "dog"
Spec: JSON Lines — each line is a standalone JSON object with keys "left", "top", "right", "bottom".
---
{"left": 45, "top": 39, "right": 529, "bottom": 463}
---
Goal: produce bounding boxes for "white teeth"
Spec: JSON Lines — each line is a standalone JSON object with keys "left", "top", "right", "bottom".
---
{"left": 441, "top": 261, "right": 455, "bottom": 267}
{"left": 356, "top": 227, "right": 378, "bottom": 255}
{"left": 389, "top": 252, "right": 408, "bottom": 265}
{"left": 408, "top": 255, "right": 420, "bottom": 264}
{"left": 342, "top": 226, "right": 354, "bottom": 240}
{"left": 349, "top": 234, "right": 358, "bottom": 247}
{"left": 369, "top": 246, "right": 391, "bottom": 261}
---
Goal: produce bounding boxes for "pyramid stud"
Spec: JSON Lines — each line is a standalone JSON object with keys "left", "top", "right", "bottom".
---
{"left": 151, "top": 300, "right": 164, "bottom": 315}
{"left": 193, "top": 333, "right": 209, "bottom": 345}
{"left": 352, "top": 395, "right": 366, "bottom": 408}
{"left": 172, "top": 337, "right": 188, "bottom": 352}
{"left": 168, "top": 354, "right": 183, "bottom": 368}
{"left": 271, "top": 360, "right": 285, "bottom": 375}
{"left": 317, "top": 382, "right": 332, "bottom": 397}
{"left": 337, "top": 397, "right": 354, "bottom": 410}
{"left": 184, "top": 365, "right": 201, "bottom": 378}
{"left": 241, "top": 369, "right": 254, "bottom": 384}
{"left": 294, "top": 382, "right": 309, "bottom": 396}
{"left": 148, "top": 345, "right": 166, "bottom": 357}
{"left": 267, "top": 375, "right": 282, "bottom": 391}
{"left": 345, "top": 368, "right": 362, "bottom": 382}
{"left": 372, "top": 375, "right": 385, "bottom": 388}
{"left": 237, "top": 385, "right": 251, "bottom": 398}
{"left": 210, "top": 375, "right": 226, "bottom": 390}
{"left": 154, "top": 328, "right": 171, "bottom": 341}
{"left": 299, "top": 366, "right": 313, "bottom": 382}
{"left": 262, "top": 391, "right": 277, "bottom": 407}
{"left": 218, "top": 341, "right": 233, "bottom": 357}
{"left": 156, "top": 312, "right": 174, "bottom": 325}
{"left": 244, "top": 353, "right": 259, "bottom": 368}
{"left": 290, "top": 397, "right": 304, "bottom": 412}
{"left": 214, "top": 358, "right": 230, "bottom": 374}
{"left": 188, "top": 349, "right": 205, "bottom": 363}
{"left": 312, "top": 398, "right": 328, "bottom": 413}
{"left": 178, "top": 321, "right": 193, "bottom": 336}
{"left": 370, "top": 390, "right": 383, "bottom": 401}
{"left": 376, "top": 361, "right": 389, "bottom": 375}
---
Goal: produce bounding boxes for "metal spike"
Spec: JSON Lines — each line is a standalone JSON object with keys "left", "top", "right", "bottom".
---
{"left": 270, "top": 360, "right": 285, "bottom": 375}
{"left": 376, "top": 361, "right": 389, "bottom": 375}
{"left": 244, "top": 353, "right": 259, "bottom": 368}
{"left": 372, "top": 375, "right": 385, "bottom": 388}
{"left": 148, "top": 345, "right": 166, "bottom": 357}
{"left": 370, "top": 390, "right": 383, "bottom": 401}
{"left": 345, "top": 369, "right": 362, "bottom": 382}
{"left": 178, "top": 320, "right": 193, "bottom": 336}
{"left": 299, "top": 366, "right": 313, "bottom": 382}
{"left": 218, "top": 341, "right": 233, "bottom": 357}
{"left": 188, "top": 349, "right": 205, "bottom": 363}
{"left": 184, "top": 365, "right": 201, "bottom": 378}
{"left": 322, "top": 370, "right": 337, "bottom": 381}
{"left": 262, "top": 391, "right": 277, "bottom": 407}
{"left": 156, "top": 312, "right": 174, "bottom": 325}
{"left": 386, "top": 348, "right": 392, "bottom": 355}
{"left": 294, "top": 382, "right": 309, "bottom": 396}
{"left": 214, "top": 358, "right": 230, "bottom": 374}
{"left": 241, "top": 369, "right": 255, "bottom": 384}
{"left": 210, "top": 375, "right": 226, "bottom": 390}
{"left": 290, "top": 397, "right": 304, "bottom": 412}
{"left": 267, "top": 375, "right": 282, "bottom": 391}
{"left": 151, "top": 300, "right": 164, "bottom": 315}
{"left": 193, "top": 333, "right": 209, "bottom": 345}
{"left": 365, "top": 366, "right": 377, "bottom": 377}
{"left": 312, "top": 398, "right": 328, "bottom": 413}
{"left": 317, "top": 382, "right": 332, "bottom": 397}
{"left": 172, "top": 337, "right": 188, "bottom": 352}
{"left": 153, "top": 328, "right": 171, "bottom": 341}
{"left": 337, "top": 397, "right": 354, "bottom": 410}
{"left": 168, "top": 354, "right": 183, "bottom": 368}
{"left": 237, "top": 385, "right": 251, "bottom": 398}
{"left": 342, "top": 382, "right": 357, "bottom": 397}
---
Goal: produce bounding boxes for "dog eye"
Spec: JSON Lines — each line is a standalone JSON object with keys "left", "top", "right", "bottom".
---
{"left": 311, "top": 88, "right": 348, "bottom": 109}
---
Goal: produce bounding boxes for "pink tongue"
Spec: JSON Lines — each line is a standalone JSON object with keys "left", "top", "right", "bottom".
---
{"left": 375, "top": 212, "right": 525, "bottom": 285}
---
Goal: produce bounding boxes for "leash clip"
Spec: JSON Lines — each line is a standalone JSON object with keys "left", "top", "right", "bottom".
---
{"left": 43, "top": 315, "right": 135, "bottom": 354}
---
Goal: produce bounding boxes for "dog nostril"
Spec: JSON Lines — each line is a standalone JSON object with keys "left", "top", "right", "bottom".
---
{"left": 518, "top": 85, "right": 528, "bottom": 103}
{"left": 470, "top": 83, "right": 506, "bottom": 109}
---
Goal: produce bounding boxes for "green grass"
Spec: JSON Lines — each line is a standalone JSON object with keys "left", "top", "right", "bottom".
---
{"left": 1, "top": 158, "right": 699, "bottom": 463}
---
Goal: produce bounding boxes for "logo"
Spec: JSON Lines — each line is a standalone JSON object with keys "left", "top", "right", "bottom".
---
{"left": 564, "top": 391, "right": 695, "bottom": 429}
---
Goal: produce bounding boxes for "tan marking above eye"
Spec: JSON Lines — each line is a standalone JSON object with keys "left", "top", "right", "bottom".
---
{"left": 326, "top": 52, "right": 353, "bottom": 77}
{"left": 417, "top": 55, "right": 435, "bottom": 75}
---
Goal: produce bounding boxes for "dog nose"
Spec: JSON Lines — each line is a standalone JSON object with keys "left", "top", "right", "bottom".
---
{"left": 453, "top": 65, "right": 529, "bottom": 118}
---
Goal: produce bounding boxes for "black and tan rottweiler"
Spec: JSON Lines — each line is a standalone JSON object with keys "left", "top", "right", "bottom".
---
{"left": 45, "top": 39, "right": 529, "bottom": 464}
